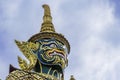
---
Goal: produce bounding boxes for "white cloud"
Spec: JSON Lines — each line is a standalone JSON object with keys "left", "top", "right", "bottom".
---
{"left": 66, "top": 35, "right": 120, "bottom": 80}
{"left": 63, "top": 0, "right": 120, "bottom": 80}
{"left": 0, "top": 59, "right": 9, "bottom": 80}
{"left": 1, "top": 0, "right": 22, "bottom": 18}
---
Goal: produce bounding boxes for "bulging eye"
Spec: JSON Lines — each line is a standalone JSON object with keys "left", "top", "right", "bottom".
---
{"left": 44, "top": 46, "right": 48, "bottom": 49}
{"left": 50, "top": 44, "right": 56, "bottom": 48}
{"left": 62, "top": 45, "right": 68, "bottom": 54}
{"left": 63, "top": 45, "right": 66, "bottom": 49}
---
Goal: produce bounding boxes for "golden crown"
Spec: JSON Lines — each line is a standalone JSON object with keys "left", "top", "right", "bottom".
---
{"left": 28, "top": 4, "right": 70, "bottom": 53}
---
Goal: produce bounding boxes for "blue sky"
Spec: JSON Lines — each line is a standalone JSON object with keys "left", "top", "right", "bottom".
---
{"left": 0, "top": 0, "right": 120, "bottom": 80}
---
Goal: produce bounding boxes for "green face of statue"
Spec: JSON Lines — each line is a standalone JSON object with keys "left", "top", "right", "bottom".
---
{"left": 34, "top": 38, "right": 68, "bottom": 70}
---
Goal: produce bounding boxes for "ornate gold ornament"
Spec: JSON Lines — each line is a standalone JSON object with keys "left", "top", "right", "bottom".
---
{"left": 15, "top": 40, "right": 39, "bottom": 71}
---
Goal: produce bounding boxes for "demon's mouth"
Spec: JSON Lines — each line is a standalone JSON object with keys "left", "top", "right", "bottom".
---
{"left": 40, "top": 49, "right": 67, "bottom": 69}
{"left": 48, "top": 49, "right": 66, "bottom": 59}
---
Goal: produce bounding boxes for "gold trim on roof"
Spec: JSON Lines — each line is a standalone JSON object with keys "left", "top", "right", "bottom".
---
{"left": 6, "top": 70, "right": 58, "bottom": 80}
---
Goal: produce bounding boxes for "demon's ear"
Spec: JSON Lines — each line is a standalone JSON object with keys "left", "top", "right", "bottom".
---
{"left": 36, "top": 41, "right": 42, "bottom": 46}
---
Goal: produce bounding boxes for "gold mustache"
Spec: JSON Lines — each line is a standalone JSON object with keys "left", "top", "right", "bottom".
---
{"left": 46, "top": 49, "right": 66, "bottom": 58}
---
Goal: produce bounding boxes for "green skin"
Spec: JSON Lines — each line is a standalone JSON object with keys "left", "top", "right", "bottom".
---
{"left": 33, "top": 38, "right": 68, "bottom": 79}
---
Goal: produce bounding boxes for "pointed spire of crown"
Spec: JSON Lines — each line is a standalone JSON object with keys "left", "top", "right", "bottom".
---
{"left": 40, "top": 4, "right": 55, "bottom": 32}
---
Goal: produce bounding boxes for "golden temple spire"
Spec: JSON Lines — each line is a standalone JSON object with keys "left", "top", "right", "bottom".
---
{"left": 40, "top": 4, "right": 55, "bottom": 33}
{"left": 70, "top": 75, "right": 75, "bottom": 80}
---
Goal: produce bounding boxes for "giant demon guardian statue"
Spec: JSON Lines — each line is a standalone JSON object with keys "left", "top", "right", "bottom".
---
{"left": 6, "top": 4, "right": 72, "bottom": 80}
